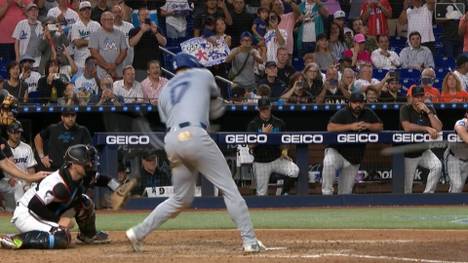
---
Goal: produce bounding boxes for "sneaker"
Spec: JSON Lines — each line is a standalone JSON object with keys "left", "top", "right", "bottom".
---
{"left": 0, "top": 235, "right": 22, "bottom": 249}
{"left": 77, "top": 231, "right": 111, "bottom": 244}
{"left": 243, "top": 240, "right": 266, "bottom": 253}
{"left": 126, "top": 228, "right": 143, "bottom": 252}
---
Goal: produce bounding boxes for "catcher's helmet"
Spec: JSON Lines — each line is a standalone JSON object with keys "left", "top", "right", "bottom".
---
{"left": 172, "top": 52, "right": 203, "bottom": 71}
{"left": 64, "top": 144, "right": 98, "bottom": 170}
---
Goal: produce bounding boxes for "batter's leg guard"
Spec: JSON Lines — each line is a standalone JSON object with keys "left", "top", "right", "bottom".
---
{"left": 4, "top": 228, "right": 71, "bottom": 249}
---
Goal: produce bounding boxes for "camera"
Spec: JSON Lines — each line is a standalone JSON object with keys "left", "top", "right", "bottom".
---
{"left": 53, "top": 73, "right": 60, "bottom": 80}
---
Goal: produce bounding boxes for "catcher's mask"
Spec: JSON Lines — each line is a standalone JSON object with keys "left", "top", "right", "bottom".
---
{"left": 64, "top": 144, "right": 99, "bottom": 172}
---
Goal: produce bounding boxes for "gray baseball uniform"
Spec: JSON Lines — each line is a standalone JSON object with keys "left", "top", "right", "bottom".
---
{"left": 445, "top": 118, "right": 468, "bottom": 193}
{"left": 129, "top": 68, "right": 258, "bottom": 246}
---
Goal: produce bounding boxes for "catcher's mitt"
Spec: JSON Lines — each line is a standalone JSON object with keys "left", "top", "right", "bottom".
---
{"left": 110, "top": 178, "right": 138, "bottom": 210}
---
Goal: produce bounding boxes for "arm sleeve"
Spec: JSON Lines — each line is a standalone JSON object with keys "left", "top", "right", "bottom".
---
{"left": 27, "top": 146, "right": 38, "bottom": 168}
{"left": 39, "top": 125, "right": 52, "bottom": 142}
{"left": 28, "top": 195, "right": 60, "bottom": 222}
{"left": 12, "top": 23, "right": 21, "bottom": 39}
{"left": 81, "top": 127, "right": 92, "bottom": 144}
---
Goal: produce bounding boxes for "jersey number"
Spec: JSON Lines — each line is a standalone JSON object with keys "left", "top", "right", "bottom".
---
{"left": 170, "top": 81, "right": 189, "bottom": 105}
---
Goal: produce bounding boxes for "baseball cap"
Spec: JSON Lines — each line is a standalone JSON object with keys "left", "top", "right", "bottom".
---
{"left": 25, "top": 3, "right": 38, "bottom": 11}
{"left": 333, "top": 10, "right": 346, "bottom": 19}
{"left": 354, "top": 33, "right": 366, "bottom": 43}
{"left": 265, "top": 61, "right": 277, "bottom": 68}
{"left": 349, "top": 92, "right": 365, "bottom": 102}
{"left": 456, "top": 54, "right": 468, "bottom": 67}
{"left": 20, "top": 55, "right": 35, "bottom": 64}
{"left": 79, "top": 1, "right": 92, "bottom": 10}
{"left": 411, "top": 85, "right": 425, "bottom": 97}
{"left": 257, "top": 97, "right": 271, "bottom": 109}
{"left": 7, "top": 121, "right": 24, "bottom": 133}
{"left": 240, "top": 31, "right": 253, "bottom": 41}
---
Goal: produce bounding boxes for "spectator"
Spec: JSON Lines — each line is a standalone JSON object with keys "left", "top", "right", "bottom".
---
{"left": 55, "top": 44, "right": 77, "bottom": 82}
{"left": 317, "top": 65, "right": 350, "bottom": 104}
{"left": 303, "top": 52, "right": 315, "bottom": 66}
{"left": 343, "top": 33, "right": 371, "bottom": 67}
{"left": 280, "top": 72, "right": 311, "bottom": 103}
{"left": 46, "top": 0, "right": 79, "bottom": 36}
{"left": 89, "top": 11, "right": 128, "bottom": 79}
{"left": 37, "top": 16, "right": 70, "bottom": 76}
{"left": 160, "top": 0, "right": 190, "bottom": 40}
{"left": 264, "top": 11, "right": 287, "bottom": 63}
{"left": 365, "top": 86, "right": 379, "bottom": 103}
{"left": 19, "top": 55, "right": 41, "bottom": 94}
{"left": 74, "top": 56, "right": 99, "bottom": 99}
{"left": 134, "top": 150, "right": 171, "bottom": 196}
{"left": 94, "top": 76, "right": 123, "bottom": 105}
{"left": 333, "top": 10, "right": 350, "bottom": 33}
{"left": 444, "top": 110, "right": 468, "bottom": 193}
{"left": 440, "top": 72, "right": 468, "bottom": 103}
{"left": 329, "top": 22, "right": 347, "bottom": 61}
{"left": 360, "top": 25, "right": 379, "bottom": 53}
{"left": 252, "top": 7, "right": 268, "bottom": 45}
{"left": 400, "top": 85, "right": 443, "bottom": 194}
{"left": 340, "top": 67, "right": 356, "bottom": 93}
{"left": 246, "top": 97, "right": 299, "bottom": 196}
{"left": 314, "top": 33, "right": 336, "bottom": 72}
{"left": 438, "top": 1, "right": 463, "bottom": 58}
{"left": 228, "top": 0, "right": 254, "bottom": 47}
{"left": 322, "top": 92, "right": 383, "bottom": 195}
{"left": 360, "top": 0, "right": 392, "bottom": 37}
{"left": 406, "top": 68, "right": 441, "bottom": 103}
{"left": 128, "top": 7, "right": 166, "bottom": 82}
{"left": 0, "top": 0, "right": 30, "bottom": 64}
{"left": 112, "top": 4, "right": 134, "bottom": 68}
{"left": 91, "top": 0, "right": 109, "bottom": 23}
{"left": 12, "top": 3, "right": 42, "bottom": 68}
{"left": 3, "top": 61, "right": 28, "bottom": 103}
{"left": 225, "top": 32, "right": 263, "bottom": 92}
{"left": 71, "top": 1, "right": 100, "bottom": 71}
{"left": 214, "top": 13, "right": 232, "bottom": 47}
{"left": 57, "top": 82, "right": 79, "bottom": 105}
{"left": 36, "top": 59, "right": 66, "bottom": 104}
{"left": 276, "top": 47, "right": 295, "bottom": 84}
{"left": 295, "top": 0, "right": 328, "bottom": 56}
{"left": 399, "top": 0, "right": 435, "bottom": 53}
{"left": 257, "top": 61, "right": 287, "bottom": 100}
{"left": 193, "top": 0, "right": 232, "bottom": 37}
{"left": 354, "top": 64, "right": 389, "bottom": 93}
{"left": 454, "top": 54, "right": 468, "bottom": 91}
{"left": 379, "top": 75, "right": 407, "bottom": 102}
{"left": 141, "top": 60, "right": 168, "bottom": 105}
{"left": 459, "top": 8, "right": 468, "bottom": 53}
{"left": 302, "top": 62, "right": 323, "bottom": 102}
{"left": 352, "top": 17, "right": 364, "bottom": 35}
{"left": 113, "top": 65, "right": 144, "bottom": 103}
{"left": 271, "top": 0, "right": 300, "bottom": 57}
{"left": 387, "top": 0, "right": 406, "bottom": 37}
{"left": 371, "top": 35, "right": 400, "bottom": 70}
{"left": 399, "top": 31, "right": 435, "bottom": 70}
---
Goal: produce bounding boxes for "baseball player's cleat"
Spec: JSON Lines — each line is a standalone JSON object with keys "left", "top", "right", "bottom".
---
{"left": 243, "top": 240, "right": 266, "bottom": 253}
{"left": 77, "top": 231, "right": 111, "bottom": 244}
{"left": 126, "top": 228, "right": 143, "bottom": 252}
{"left": 0, "top": 235, "right": 22, "bottom": 249}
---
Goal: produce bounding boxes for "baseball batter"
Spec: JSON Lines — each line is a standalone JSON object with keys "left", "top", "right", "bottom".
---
{"left": 444, "top": 110, "right": 468, "bottom": 193}
{"left": 126, "top": 53, "right": 265, "bottom": 253}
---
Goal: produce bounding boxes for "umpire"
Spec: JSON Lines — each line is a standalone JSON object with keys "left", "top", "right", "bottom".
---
{"left": 322, "top": 93, "right": 383, "bottom": 195}
{"left": 444, "top": 110, "right": 468, "bottom": 193}
{"left": 246, "top": 97, "right": 299, "bottom": 196}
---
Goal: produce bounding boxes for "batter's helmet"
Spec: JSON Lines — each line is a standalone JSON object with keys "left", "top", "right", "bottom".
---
{"left": 172, "top": 52, "right": 203, "bottom": 71}
{"left": 64, "top": 144, "right": 98, "bottom": 170}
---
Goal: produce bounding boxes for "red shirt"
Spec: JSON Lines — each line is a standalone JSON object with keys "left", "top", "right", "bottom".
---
{"left": 440, "top": 91, "right": 468, "bottom": 103}
{"left": 343, "top": 49, "right": 372, "bottom": 64}
{"left": 0, "top": 0, "right": 31, "bottom": 44}
{"left": 360, "top": 0, "right": 392, "bottom": 36}
{"left": 406, "top": 85, "right": 441, "bottom": 103}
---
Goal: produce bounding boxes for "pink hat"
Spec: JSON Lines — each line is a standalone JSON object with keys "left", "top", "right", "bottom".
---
{"left": 354, "top": 33, "right": 366, "bottom": 43}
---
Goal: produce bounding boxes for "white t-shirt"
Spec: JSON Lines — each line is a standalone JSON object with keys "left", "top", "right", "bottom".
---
{"left": 71, "top": 19, "right": 101, "bottom": 68}
{"left": 10, "top": 142, "right": 37, "bottom": 172}
{"left": 20, "top": 71, "right": 42, "bottom": 93}
{"left": 407, "top": 4, "right": 435, "bottom": 43}
{"left": 353, "top": 78, "right": 380, "bottom": 93}
{"left": 47, "top": 7, "right": 79, "bottom": 35}
{"left": 74, "top": 74, "right": 99, "bottom": 95}
{"left": 264, "top": 28, "right": 288, "bottom": 63}
{"left": 161, "top": 0, "right": 190, "bottom": 32}
{"left": 114, "top": 21, "right": 135, "bottom": 67}
{"left": 302, "top": 2, "right": 316, "bottom": 42}
{"left": 12, "top": 20, "right": 43, "bottom": 68}
{"left": 113, "top": 80, "right": 144, "bottom": 103}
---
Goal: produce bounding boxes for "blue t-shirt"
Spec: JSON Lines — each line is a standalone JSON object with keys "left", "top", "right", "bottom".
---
{"left": 253, "top": 17, "right": 267, "bottom": 37}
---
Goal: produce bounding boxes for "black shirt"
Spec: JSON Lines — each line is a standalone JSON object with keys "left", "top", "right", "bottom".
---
{"left": 133, "top": 166, "right": 171, "bottom": 195}
{"left": 246, "top": 115, "right": 285, "bottom": 163}
{"left": 379, "top": 90, "right": 407, "bottom": 102}
{"left": 128, "top": 27, "right": 162, "bottom": 70}
{"left": 91, "top": 6, "right": 110, "bottom": 23}
{"left": 193, "top": 9, "right": 225, "bottom": 32}
{"left": 3, "top": 81, "right": 27, "bottom": 102}
{"left": 257, "top": 77, "right": 287, "bottom": 100}
{"left": 277, "top": 65, "right": 296, "bottom": 85}
{"left": 323, "top": 88, "right": 346, "bottom": 104}
{"left": 227, "top": 8, "right": 254, "bottom": 47}
{"left": 328, "top": 107, "right": 382, "bottom": 164}
{"left": 37, "top": 77, "right": 66, "bottom": 104}
{"left": 39, "top": 122, "right": 92, "bottom": 170}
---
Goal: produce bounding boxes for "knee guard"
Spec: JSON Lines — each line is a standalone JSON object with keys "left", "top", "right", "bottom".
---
{"left": 17, "top": 228, "right": 71, "bottom": 249}
{"left": 74, "top": 194, "right": 97, "bottom": 238}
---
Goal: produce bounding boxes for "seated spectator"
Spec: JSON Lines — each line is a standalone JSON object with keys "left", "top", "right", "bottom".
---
{"left": 301, "top": 62, "right": 323, "bottom": 102}
{"left": 141, "top": 60, "right": 168, "bottom": 105}
{"left": 113, "top": 65, "right": 144, "bottom": 103}
{"left": 399, "top": 31, "right": 434, "bottom": 70}
{"left": 360, "top": 0, "right": 392, "bottom": 37}
{"left": 353, "top": 64, "right": 389, "bottom": 93}
{"left": 37, "top": 59, "right": 66, "bottom": 104}
{"left": 329, "top": 22, "right": 347, "bottom": 61}
{"left": 73, "top": 57, "right": 99, "bottom": 99}
{"left": 276, "top": 47, "right": 296, "bottom": 84}
{"left": 280, "top": 72, "right": 311, "bottom": 103}
{"left": 379, "top": 76, "right": 407, "bottom": 102}
{"left": 134, "top": 150, "right": 171, "bottom": 196}
{"left": 3, "top": 61, "right": 28, "bottom": 103}
{"left": 333, "top": 10, "right": 351, "bottom": 34}
{"left": 340, "top": 67, "right": 356, "bottom": 94}
{"left": 303, "top": 52, "right": 315, "bottom": 66}
{"left": 338, "top": 57, "right": 353, "bottom": 73}
{"left": 94, "top": 76, "right": 123, "bottom": 106}
{"left": 264, "top": 11, "right": 287, "bottom": 63}
{"left": 440, "top": 72, "right": 468, "bottom": 103}
{"left": 406, "top": 68, "right": 440, "bottom": 102}
{"left": 57, "top": 82, "right": 79, "bottom": 106}
{"left": 160, "top": 0, "right": 190, "bottom": 39}
{"left": 352, "top": 17, "right": 364, "bottom": 35}
{"left": 454, "top": 55, "right": 468, "bottom": 91}
{"left": 295, "top": 0, "right": 328, "bottom": 56}
{"left": 317, "top": 65, "right": 350, "bottom": 104}
{"left": 314, "top": 33, "right": 336, "bottom": 72}
{"left": 371, "top": 35, "right": 400, "bottom": 70}
{"left": 343, "top": 33, "right": 371, "bottom": 67}
{"left": 365, "top": 86, "right": 379, "bottom": 103}
{"left": 19, "top": 56, "right": 41, "bottom": 94}
{"left": 257, "top": 61, "right": 287, "bottom": 100}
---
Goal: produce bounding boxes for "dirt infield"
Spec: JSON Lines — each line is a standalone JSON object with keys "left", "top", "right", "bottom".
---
{"left": 3, "top": 229, "right": 468, "bottom": 263}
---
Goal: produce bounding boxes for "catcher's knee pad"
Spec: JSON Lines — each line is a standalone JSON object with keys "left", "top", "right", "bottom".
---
{"left": 75, "top": 194, "right": 97, "bottom": 238}
{"left": 18, "top": 228, "right": 71, "bottom": 249}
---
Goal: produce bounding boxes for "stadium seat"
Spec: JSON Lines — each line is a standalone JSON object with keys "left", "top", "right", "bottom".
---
{"left": 436, "top": 68, "right": 450, "bottom": 80}
{"left": 435, "top": 56, "right": 455, "bottom": 69}
{"left": 0, "top": 57, "right": 8, "bottom": 79}
{"left": 434, "top": 78, "right": 442, "bottom": 90}
{"left": 402, "top": 78, "right": 418, "bottom": 87}
{"left": 292, "top": 57, "right": 304, "bottom": 71}
{"left": 373, "top": 69, "right": 388, "bottom": 80}
{"left": 27, "top": 91, "right": 41, "bottom": 104}
{"left": 399, "top": 68, "right": 421, "bottom": 80}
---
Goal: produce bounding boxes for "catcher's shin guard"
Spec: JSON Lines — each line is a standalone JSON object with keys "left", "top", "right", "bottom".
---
{"left": 75, "top": 194, "right": 97, "bottom": 238}
{"left": 12, "top": 229, "right": 71, "bottom": 249}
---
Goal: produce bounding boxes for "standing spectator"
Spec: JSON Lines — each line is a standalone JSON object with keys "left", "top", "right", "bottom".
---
{"left": 371, "top": 35, "right": 400, "bottom": 70}
{"left": 160, "top": 0, "right": 191, "bottom": 40}
{"left": 438, "top": 0, "right": 463, "bottom": 58}
{"left": 400, "top": 85, "right": 442, "bottom": 194}
{"left": 141, "top": 60, "right": 168, "bottom": 105}
{"left": 73, "top": 56, "right": 99, "bottom": 98}
{"left": 399, "top": 31, "right": 435, "bottom": 70}
{"left": 340, "top": 67, "right": 356, "bottom": 93}
{"left": 34, "top": 109, "right": 92, "bottom": 171}
{"left": 257, "top": 61, "right": 287, "bottom": 100}
{"left": 379, "top": 75, "right": 407, "bottom": 102}
{"left": 444, "top": 110, "right": 468, "bottom": 193}
{"left": 252, "top": 7, "right": 268, "bottom": 45}
{"left": 329, "top": 22, "right": 347, "bottom": 61}
{"left": 440, "top": 72, "right": 468, "bottom": 103}
{"left": 91, "top": 0, "right": 109, "bottom": 23}
{"left": 12, "top": 3, "right": 42, "bottom": 68}
{"left": 322, "top": 92, "right": 383, "bottom": 195}
{"left": 46, "top": 0, "right": 79, "bottom": 36}
{"left": 89, "top": 11, "right": 128, "bottom": 80}
{"left": 37, "top": 16, "right": 70, "bottom": 76}
{"left": 399, "top": 0, "right": 435, "bottom": 53}
{"left": 343, "top": 33, "right": 371, "bottom": 67}
{"left": 19, "top": 55, "right": 41, "bottom": 94}
{"left": 113, "top": 65, "right": 144, "bottom": 103}
{"left": 454, "top": 54, "right": 468, "bottom": 91}
{"left": 317, "top": 65, "right": 350, "bottom": 104}
{"left": 3, "top": 61, "right": 28, "bottom": 102}
{"left": 459, "top": 9, "right": 468, "bottom": 53}
{"left": 281, "top": 72, "right": 312, "bottom": 103}
{"left": 360, "top": 0, "right": 392, "bottom": 37}
{"left": 0, "top": 0, "right": 30, "bottom": 64}
{"left": 302, "top": 62, "right": 323, "bottom": 102}
{"left": 128, "top": 7, "right": 166, "bottom": 82}
{"left": 112, "top": 4, "right": 134, "bottom": 68}
{"left": 227, "top": 0, "right": 254, "bottom": 47}
{"left": 387, "top": 0, "right": 406, "bottom": 37}
{"left": 365, "top": 86, "right": 379, "bottom": 103}
{"left": 264, "top": 11, "right": 286, "bottom": 63}
{"left": 271, "top": 0, "right": 300, "bottom": 57}
{"left": 352, "top": 18, "right": 364, "bottom": 35}
{"left": 71, "top": 1, "right": 101, "bottom": 71}
{"left": 406, "top": 68, "right": 441, "bottom": 103}
{"left": 295, "top": 0, "right": 328, "bottom": 56}
{"left": 246, "top": 97, "right": 299, "bottom": 196}
{"left": 313, "top": 33, "right": 336, "bottom": 72}
{"left": 192, "top": 0, "right": 232, "bottom": 37}
{"left": 276, "top": 47, "right": 295, "bottom": 84}
{"left": 333, "top": 10, "right": 350, "bottom": 33}
{"left": 36, "top": 59, "right": 66, "bottom": 104}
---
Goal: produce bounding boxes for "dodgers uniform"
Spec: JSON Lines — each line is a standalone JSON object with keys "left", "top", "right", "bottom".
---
{"left": 445, "top": 117, "right": 468, "bottom": 193}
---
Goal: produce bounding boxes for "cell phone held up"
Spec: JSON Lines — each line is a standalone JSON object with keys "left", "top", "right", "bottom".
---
{"left": 144, "top": 18, "right": 151, "bottom": 25}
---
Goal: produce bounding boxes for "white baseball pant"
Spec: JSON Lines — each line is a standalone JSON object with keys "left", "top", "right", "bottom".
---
{"left": 404, "top": 150, "right": 442, "bottom": 194}
{"left": 11, "top": 203, "right": 60, "bottom": 233}
{"left": 0, "top": 178, "right": 25, "bottom": 211}
{"left": 252, "top": 158, "right": 299, "bottom": 196}
{"left": 321, "top": 148, "right": 360, "bottom": 195}
{"left": 444, "top": 149, "right": 468, "bottom": 193}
